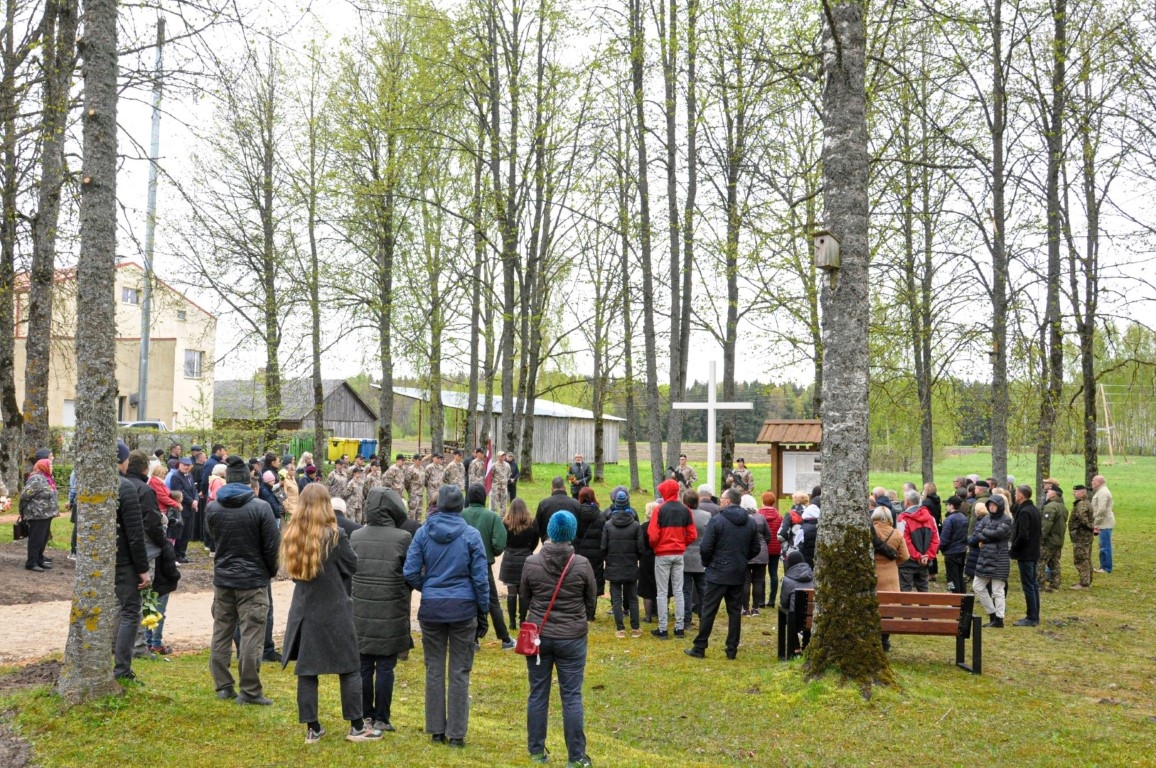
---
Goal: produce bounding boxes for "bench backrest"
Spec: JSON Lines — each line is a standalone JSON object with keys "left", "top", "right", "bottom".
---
{"left": 792, "top": 589, "right": 974, "bottom": 638}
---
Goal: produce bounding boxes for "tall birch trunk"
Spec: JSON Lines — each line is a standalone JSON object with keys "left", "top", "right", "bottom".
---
{"left": 57, "top": 0, "right": 121, "bottom": 703}
{"left": 804, "top": 0, "right": 891, "bottom": 689}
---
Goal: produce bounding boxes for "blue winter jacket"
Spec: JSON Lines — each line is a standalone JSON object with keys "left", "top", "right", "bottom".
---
{"left": 403, "top": 511, "right": 490, "bottom": 624}
{"left": 939, "top": 511, "right": 969, "bottom": 556}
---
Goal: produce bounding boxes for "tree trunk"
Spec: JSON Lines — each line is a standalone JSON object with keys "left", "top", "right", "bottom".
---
{"left": 466, "top": 116, "right": 485, "bottom": 451}
{"left": 24, "top": 0, "right": 77, "bottom": 460}
{"left": 1035, "top": 0, "right": 1066, "bottom": 495}
{"left": 804, "top": 0, "right": 891, "bottom": 690}
{"left": 258, "top": 52, "right": 281, "bottom": 446}
{"left": 617, "top": 101, "right": 642, "bottom": 493}
{"left": 677, "top": 0, "right": 698, "bottom": 459}
{"left": 990, "top": 0, "right": 1010, "bottom": 487}
{"left": 0, "top": 0, "right": 31, "bottom": 489}
{"left": 57, "top": 0, "right": 121, "bottom": 704}
{"left": 629, "top": 0, "right": 664, "bottom": 489}
{"left": 375, "top": 135, "right": 397, "bottom": 460}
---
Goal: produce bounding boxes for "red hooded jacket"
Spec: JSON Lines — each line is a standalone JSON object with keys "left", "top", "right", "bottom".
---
{"left": 649, "top": 479, "right": 697, "bottom": 556}
{"left": 898, "top": 504, "right": 941, "bottom": 561}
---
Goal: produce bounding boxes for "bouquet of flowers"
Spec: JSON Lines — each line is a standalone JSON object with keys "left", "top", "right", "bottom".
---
{"left": 567, "top": 474, "right": 577, "bottom": 486}
{"left": 0, "top": 496, "right": 10, "bottom": 513}
{"left": 140, "top": 588, "right": 164, "bottom": 631}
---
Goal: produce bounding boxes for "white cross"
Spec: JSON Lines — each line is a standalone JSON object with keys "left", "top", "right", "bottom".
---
{"left": 671, "top": 360, "right": 753, "bottom": 494}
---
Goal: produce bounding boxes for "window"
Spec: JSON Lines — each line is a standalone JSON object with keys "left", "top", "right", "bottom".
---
{"left": 121, "top": 287, "right": 140, "bottom": 305}
{"left": 184, "top": 349, "right": 204, "bottom": 379}
{"left": 176, "top": 310, "right": 187, "bottom": 321}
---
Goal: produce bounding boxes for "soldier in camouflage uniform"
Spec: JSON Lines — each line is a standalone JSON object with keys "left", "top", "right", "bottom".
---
{"left": 442, "top": 450, "right": 466, "bottom": 491}
{"left": 467, "top": 447, "right": 487, "bottom": 488}
{"left": 1037, "top": 480, "right": 1068, "bottom": 591}
{"left": 326, "top": 459, "right": 349, "bottom": 503}
{"left": 346, "top": 467, "right": 367, "bottom": 524}
{"left": 489, "top": 452, "right": 511, "bottom": 514}
{"left": 674, "top": 454, "right": 698, "bottom": 493}
{"left": 733, "top": 458, "right": 754, "bottom": 493}
{"left": 405, "top": 454, "right": 426, "bottom": 521}
{"left": 364, "top": 460, "right": 382, "bottom": 492}
{"left": 1068, "top": 484, "right": 1095, "bottom": 589}
{"left": 382, "top": 454, "right": 407, "bottom": 496}
{"left": 424, "top": 453, "right": 445, "bottom": 505}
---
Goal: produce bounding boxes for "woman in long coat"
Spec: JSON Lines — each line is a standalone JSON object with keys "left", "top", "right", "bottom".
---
{"left": 20, "top": 457, "right": 58, "bottom": 572}
{"left": 281, "top": 483, "right": 382, "bottom": 744}
{"left": 872, "top": 506, "right": 910, "bottom": 592}
{"left": 350, "top": 487, "right": 414, "bottom": 732}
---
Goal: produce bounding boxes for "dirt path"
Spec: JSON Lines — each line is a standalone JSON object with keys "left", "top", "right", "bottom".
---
{"left": 0, "top": 540, "right": 513, "bottom": 664}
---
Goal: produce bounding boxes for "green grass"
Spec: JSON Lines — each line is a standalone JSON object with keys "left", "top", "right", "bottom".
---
{"left": 3, "top": 452, "right": 1156, "bottom": 766}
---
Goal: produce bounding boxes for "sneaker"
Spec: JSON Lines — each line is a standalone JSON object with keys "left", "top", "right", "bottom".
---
{"left": 1070, "top": 584, "right": 1089, "bottom": 590}
{"left": 741, "top": 609, "right": 750, "bottom": 617}
{"left": 236, "top": 695, "right": 274, "bottom": 706}
{"left": 673, "top": 629, "right": 685, "bottom": 638}
{"left": 684, "top": 648, "right": 705, "bottom": 659}
{"left": 630, "top": 629, "right": 642, "bottom": 638}
{"left": 1093, "top": 568, "right": 1106, "bottom": 573}
{"left": 305, "top": 725, "right": 326, "bottom": 744}
{"left": 1012, "top": 618, "right": 1038, "bottom": 627}
{"left": 650, "top": 629, "right": 669, "bottom": 640}
{"left": 347, "top": 725, "right": 383, "bottom": 742}
{"left": 530, "top": 751, "right": 550, "bottom": 763}
{"left": 566, "top": 757, "right": 592, "bottom": 768}
{"left": 750, "top": 609, "right": 760, "bottom": 617}
{"left": 372, "top": 720, "right": 395, "bottom": 732}
{"left": 116, "top": 671, "right": 144, "bottom": 686}
{"left": 615, "top": 630, "right": 626, "bottom": 639}
{"left": 67, "top": 553, "right": 76, "bottom": 561}
{"left": 502, "top": 638, "right": 517, "bottom": 651}
{"left": 149, "top": 644, "right": 173, "bottom": 656}
{"left": 217, "top": 688, "right": 237, "bottom": 700}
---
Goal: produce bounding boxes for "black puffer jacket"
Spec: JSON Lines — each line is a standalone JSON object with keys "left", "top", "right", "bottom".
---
{"left": 700, "top": 505, "right": 759, "bottom": 586}
{"left": 499, "top": 524, "right": 540, "bottom": 585}
{"left": 116, "top": 474, "right": 149, "bottom": 574}
{"left": 125, "top": 472, "right": 167, "bottom": 555}
{"left": 205, "top": 483, "right": 280, "bottom": 590}
{"left": 574, "top": 502, "right": 607, "bottom": 591}
{"left": 350, "top": 488, "right": 414, "bottom": 658}
{"left": 519, "top": 542, "right": 597, "bottom": 640}
{"left": 600, "top": 509, "right": 643, "bottom": 582}
{"left": 970, "top": 510, "right": 1012, "bottom": 581}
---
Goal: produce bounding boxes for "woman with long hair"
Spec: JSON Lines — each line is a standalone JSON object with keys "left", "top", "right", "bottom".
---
{"left": 280, "top": 483, "right": 382, "bottom": 744}
{"left": 20, "top": 454, "right": 58, "bottom": 572}
{"left": 574, "top": 487, "right": 606, "bottom": 596}
{"left": 500, "top": 498, "right": 540, "bottom": 631}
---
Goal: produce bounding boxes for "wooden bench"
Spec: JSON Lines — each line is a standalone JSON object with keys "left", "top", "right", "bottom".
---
{"left": 778, "top": 589, "right": 982, "bottom": 674}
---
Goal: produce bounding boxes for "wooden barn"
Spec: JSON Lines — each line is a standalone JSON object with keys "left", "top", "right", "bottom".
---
{"left": 388, "top": 387, "right": 623, "bottom": 464}
{"left": 215, "top": 379, "right": 379, "bottom": 439}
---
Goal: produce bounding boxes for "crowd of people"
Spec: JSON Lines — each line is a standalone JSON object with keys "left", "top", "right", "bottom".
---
{"left": 10, "top": 443, "right": 1121, "bottom": 766}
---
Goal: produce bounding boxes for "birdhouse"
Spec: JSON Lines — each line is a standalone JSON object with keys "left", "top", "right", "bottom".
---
{"left": 813, "top": 230, "right": 841, "bottom": 270}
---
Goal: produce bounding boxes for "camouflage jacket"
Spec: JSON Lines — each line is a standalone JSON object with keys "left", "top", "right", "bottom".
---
{"left": 1068, "top": 498, "right": 1094, "bottom": 542}
{"left": 382, "top": 464, "right": 406, "bottom": 494}
{"left": 443, "top": 462, "right": 465, "bottom": 490}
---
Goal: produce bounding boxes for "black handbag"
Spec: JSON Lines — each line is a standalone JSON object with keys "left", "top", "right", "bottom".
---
{"left": 13, "top": 516, "right": 28, "bottom": 541}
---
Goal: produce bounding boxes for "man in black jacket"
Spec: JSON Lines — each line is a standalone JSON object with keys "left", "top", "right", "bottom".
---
{"left": 536, "top": 476, "right": 582, "bottom": 540}
{"left": 115, "top": 440, "right": 151, "bottom": 683}
{"left": 685, "top": 488, "right": 759, "bottom": 660}
{"left": 206, "top": 455, "right": 281, "bottom": 704}
{"left": 567, "top": 454, "right": 591, "bottom": 499}
{"left": 1009, "top": 484, "right": 1042, "bottom": 627}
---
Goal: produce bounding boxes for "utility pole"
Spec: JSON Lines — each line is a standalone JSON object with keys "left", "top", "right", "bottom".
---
{"left": 137, "top": 16, "right": 164, "bottom": 419}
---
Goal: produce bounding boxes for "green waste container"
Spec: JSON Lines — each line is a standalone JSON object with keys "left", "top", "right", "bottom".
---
{"left": 289, "top": 436, "right": 314, "bottom": 460}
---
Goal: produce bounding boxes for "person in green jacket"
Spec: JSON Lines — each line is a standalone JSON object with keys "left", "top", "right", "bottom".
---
{"left": 461, "top": 483, "right": 514, "bottom": 649}
{"left": 1037, "top": 481, "right": 1069, "bottom": 592}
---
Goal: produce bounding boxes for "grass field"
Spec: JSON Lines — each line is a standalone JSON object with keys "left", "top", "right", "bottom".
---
{"left": 2, "top": 450, "right": 1154, "bottom": 767}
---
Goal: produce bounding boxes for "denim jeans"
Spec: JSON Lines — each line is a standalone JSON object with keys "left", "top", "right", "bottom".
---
{"left": 420, "top": 618, "right": 476, "bottom": 740}
{"left": 526, "top": 635, "right": 588, "bottom": 763}
{"left": 1017, "top": 559, "right": 1039, "bottom": 621}
{"left": 654, "top": 555, "right": 685, "bottom": 632}
{"left": 610, "top": 580, "right": 639, "bottom": 631}
{"left": 682, "top": 571, "right": 705, "bottom": 624}
{"left": 144, "top": 591, "right": 171, "bottom": 647}
{"left": 360, "top": 653, "right": 398, "bottom": 725}
{"left": 766, "top": 555, "right": 781, "bottom": 609}
{"left": 1098, "top": 528, "right": 1113, "bottom": 572}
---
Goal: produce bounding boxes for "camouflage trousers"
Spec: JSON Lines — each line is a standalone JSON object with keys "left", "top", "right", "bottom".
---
{"left": 1037, "top": 546, "right": 1063, "bottom": 590}
{"left": 408, "top": 490, "right": 425, "bottom": 522}
{"left": 1071, "top": 538, "right": 1093, "bottom": 587}
{"left": 490, "top": 487, "right": 508, "bottom": 515}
